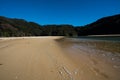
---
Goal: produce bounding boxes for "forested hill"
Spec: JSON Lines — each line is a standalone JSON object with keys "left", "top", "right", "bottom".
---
{"left": 76, "top": 14, "right": 120, "bottom": 35}
{"left": 0, "top": 16, "right": 77, "bottom": 37}
{"left": 0, "top": 14, "right": 120, "bottom": 37}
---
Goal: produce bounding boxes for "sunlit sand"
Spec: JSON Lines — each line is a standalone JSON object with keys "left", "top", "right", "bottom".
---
{"left": 0, "top": 37, "right": 120, "bottom": 80}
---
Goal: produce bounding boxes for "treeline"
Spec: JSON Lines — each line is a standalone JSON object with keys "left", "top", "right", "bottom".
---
{"left": 0, "top": 16, "right": 77, "bottom": 37}
{"left": 0, "top": 14, "right": 120, "bottom": 37}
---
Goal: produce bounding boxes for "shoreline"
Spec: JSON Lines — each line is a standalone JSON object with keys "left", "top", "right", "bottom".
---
{"left": 0, "top": 36, "right": 64, "bottom": 40}
{"left": 87, "top": 34, "right": 120, "bottom": 37}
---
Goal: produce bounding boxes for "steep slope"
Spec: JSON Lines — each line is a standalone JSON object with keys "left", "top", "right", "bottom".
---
{"left": 0, "top": 16, "right": 43, "bottom": 36}
{"left": 76, "top": 14, "right": 120, "bottom": 35}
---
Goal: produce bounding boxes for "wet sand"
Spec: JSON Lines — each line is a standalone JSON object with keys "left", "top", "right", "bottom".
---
{"left": 0, "top": 37, "right": 120, "bottom": 80}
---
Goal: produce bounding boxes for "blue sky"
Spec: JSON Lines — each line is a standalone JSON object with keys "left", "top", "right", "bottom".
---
{"left": 0, "top": 0, "right": 120, "bottom": 26}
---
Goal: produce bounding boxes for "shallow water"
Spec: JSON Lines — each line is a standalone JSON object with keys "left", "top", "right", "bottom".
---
{"left": 58, "top": 37, "right": 120, "bottom": 64}
{"left": 56, "top": 37, "right": 120, "bottom": 80}
{"left": 78, "top": 36, "right": 120, "bottom": 41}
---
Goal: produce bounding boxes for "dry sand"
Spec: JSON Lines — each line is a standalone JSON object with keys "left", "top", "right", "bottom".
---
{"left": 0, "top": 37, "right": 120, "bottom": 80}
